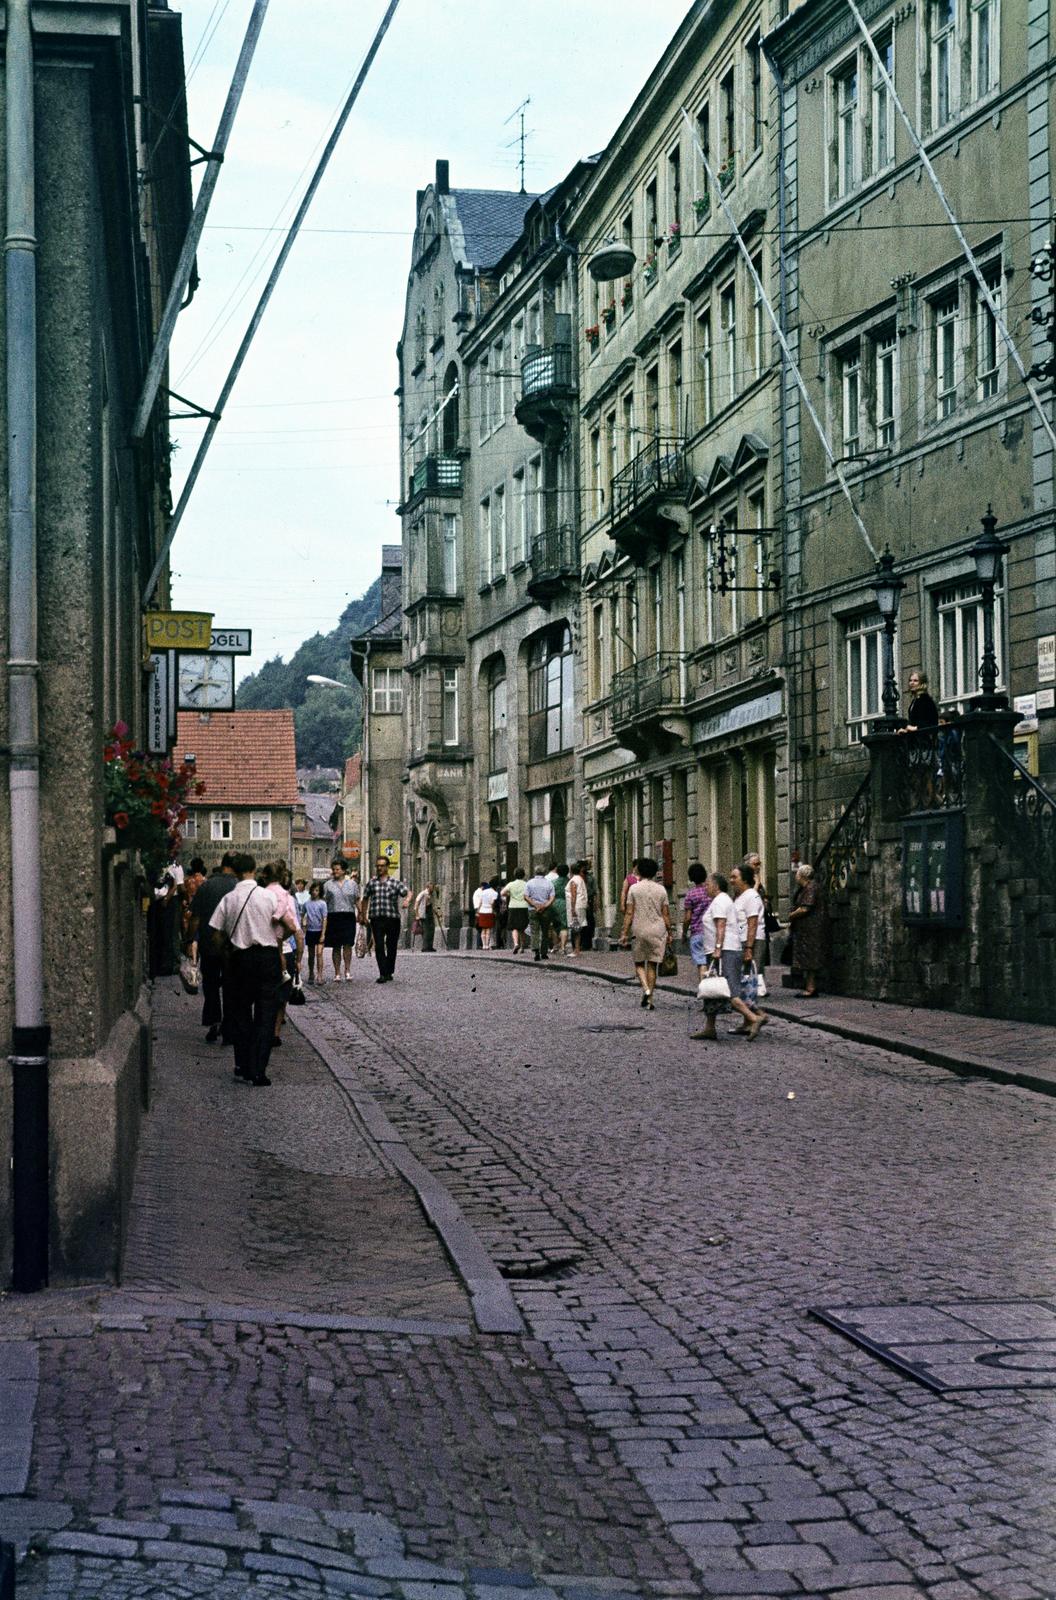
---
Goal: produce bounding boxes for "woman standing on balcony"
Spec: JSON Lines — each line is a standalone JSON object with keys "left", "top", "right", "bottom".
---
{"left": 900, "top": 670, "right": 939, "bottom": 732}
{"left": 787, "top": 863, "right": 825, "bottom": 998}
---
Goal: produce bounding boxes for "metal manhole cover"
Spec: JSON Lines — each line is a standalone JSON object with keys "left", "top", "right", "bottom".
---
{"left": 582, "top": 1023, "right": 645, "bottom": 1033}
{"left": 810, "top": 1299, "right": 1056, "bottom": 1391}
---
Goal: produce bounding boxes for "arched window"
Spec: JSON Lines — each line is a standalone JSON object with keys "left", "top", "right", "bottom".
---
{"left": 528, "top": 625, "right": 573, "bottom": 761}
{"left": 489, "top": 667, "right": 507, "bottom": 773}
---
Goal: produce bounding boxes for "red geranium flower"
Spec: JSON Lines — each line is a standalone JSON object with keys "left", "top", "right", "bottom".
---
{"left": 150, "top": 800, "right": 167, "bottom": 817}
{"left": 113, "top": 811, "right": 129, "bottom": 829}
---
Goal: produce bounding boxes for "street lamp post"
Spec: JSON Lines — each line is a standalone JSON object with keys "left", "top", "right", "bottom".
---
{"left": 871, "top": 546, "right": 905, "bottom": 728}
{"left": 969, "top": 505, "right": 1009, "bottom": 709}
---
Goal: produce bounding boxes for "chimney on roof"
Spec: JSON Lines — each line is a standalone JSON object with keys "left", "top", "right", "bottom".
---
{"left": 435, "top": 159, "right": 449, "bottom": 195}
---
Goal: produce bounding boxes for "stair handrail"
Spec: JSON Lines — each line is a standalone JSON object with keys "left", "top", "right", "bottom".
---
{"left": 814, "top": 771, "right": 872, "bottom": 895}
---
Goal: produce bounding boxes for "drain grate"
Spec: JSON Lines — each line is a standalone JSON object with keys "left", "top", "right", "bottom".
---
{"left": 811, "top": 1299, "right": 1056, "bottom": 1391}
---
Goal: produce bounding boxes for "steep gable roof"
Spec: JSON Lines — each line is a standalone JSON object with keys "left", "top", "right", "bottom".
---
{"left": 177, "top": 710, "right": 298, "bottom": 808}
{"left": 451, "top": 187, "right": 537, "bottom": 268}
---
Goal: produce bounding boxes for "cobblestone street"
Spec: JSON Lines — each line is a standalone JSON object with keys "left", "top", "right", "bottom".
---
{"left": 2, "top": 957, "right": 1054, "bottom": 1598}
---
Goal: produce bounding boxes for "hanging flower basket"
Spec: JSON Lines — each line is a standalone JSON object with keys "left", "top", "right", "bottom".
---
{"left": 585, "top": 324, "right": 601, "bottom": 348}
{"left": 103, "top": 722, "right": 204, "bottom": 882}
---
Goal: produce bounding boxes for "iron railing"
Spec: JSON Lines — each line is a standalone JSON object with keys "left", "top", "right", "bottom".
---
{"left": 521, "top": 342, "right": 574, "bottom": 400}
{"left": 611, "top": 435, "right": 687, "bottom": 525}
{"left": 408, "top": 453, "right": 462, "bottom": 500}
{"left": 529, "top": 523, "right": 577, "bottom": 585}
{"left": 611, "top": 651, "right": 686, "bottom": 728}
{"left": 894, "top": 723, "right": 965, "bottom": 813}
{"left": 815, "top": 773, "right": 872, "bottom": 897}
{"left": 991, "top": 735, "right": 1056, "bottom": 881}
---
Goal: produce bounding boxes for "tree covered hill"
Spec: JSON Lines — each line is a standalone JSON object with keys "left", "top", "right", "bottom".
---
{"left": 236, "top": 579, "right": 381, "bottom": 769}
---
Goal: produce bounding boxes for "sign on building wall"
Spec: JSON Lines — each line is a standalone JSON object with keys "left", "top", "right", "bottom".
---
{"left": 147, "top": 653, "right": 168, "bottom": 754}
{"left": 379, "top": 838, "right": 401, "bottom": 874}
{"left": 1038, "top": 635, "right": 1055, "bottom": 685}
{"left": 143, "top": 610, "right": 213, "bottom": 652}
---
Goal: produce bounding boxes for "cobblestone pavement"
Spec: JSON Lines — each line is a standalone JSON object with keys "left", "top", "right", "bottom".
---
{"left": 0, "top": 983, "right": 696, "bottom": 1598}
{"left": 310, "top": 953, "right": 1056, "bottom": 1599}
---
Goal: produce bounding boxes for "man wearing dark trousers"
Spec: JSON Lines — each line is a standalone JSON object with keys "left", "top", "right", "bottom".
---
{"left": 189, "top": 853, "right": 237, "bottom": 1043}
{"left": 209, "top": 854, "right": 299, "bottom": 1086}
{"left": 359, "top": 856, "right": 411, "bottom": 984}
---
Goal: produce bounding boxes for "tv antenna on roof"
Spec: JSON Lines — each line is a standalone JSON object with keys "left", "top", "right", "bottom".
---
{"left": 503, "top": 97, "right": 532, "bottom": 193}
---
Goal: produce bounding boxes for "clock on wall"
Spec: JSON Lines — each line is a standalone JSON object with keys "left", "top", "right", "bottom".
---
{"left": 177, "top": 653, "right": 235, "bottom": 711}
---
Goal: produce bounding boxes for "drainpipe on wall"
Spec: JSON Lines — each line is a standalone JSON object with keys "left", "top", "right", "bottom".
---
{"left": 6, "top": 0, "right": 49, "bottom": 1291}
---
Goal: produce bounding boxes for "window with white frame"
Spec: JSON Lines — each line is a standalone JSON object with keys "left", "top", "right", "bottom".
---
{"left": 528, "top": 626, "right": 574, "bottom": 761}
{"left": 491, "top": 483, "right": 506, "bottom": 576}
{"left": 479, "top": 496, "right": 491, "bottom": 585}
{"left": 250, "top": 812, "right": 272, "bottom": 842}
{"left": 183, "top": 813, "right": 197, "bottom": 840}
{"left": 841, "top": 347, "right": 862, "bottom": 456}
{"left": 529, "top": 791, "right": 551, "bottom": 862}
{"left": 696, "top": 308, "right": 713, "bottom": 426}
{"left": 970, "top": 0, "right": 999, "bottom": 100}
{"left": 721, "top": 282, "right": 737, "bottom": 404}
{"left": 832, "top": 58, "right": 859, "bottom": 199}
{"left": 749, "top": 253, "right": 764, "bottom": 382}
{"left": 874, "top": 328, "right": 897, "bottom": 447}
{"left": 844, "top": 612, "right": 886, "bottom": 743}
{"left": 211, "top": 811, "right": 232, "bottom": 841}
{"left": 930, "top": 0, "right": 958, "bottom": 129}
{"left": 442, "top": 513, "right": 458, "bottom": 594}
{"left": 933, "top": 291, "right": 959, "bottom": 419}
{"left": 478, "top": 354, "right": 490, "bottom": 440}
{"left": 937, "top": 579, "right": 1004, "bottom": 706}
{"left": 442, "top": 667, "right": 459, "bottom": 745}
{"left": 870, "top": 33, "right": 894, "bottom": 173}
{"left": 975, "top": 266, "right": 1002, "bottom": 399}
{"left": 372, "top": 667, "right": 403, "bottom": 714}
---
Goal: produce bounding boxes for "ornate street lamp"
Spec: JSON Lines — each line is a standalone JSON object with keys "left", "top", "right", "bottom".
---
{"left": 872, "top": 546, "right": 905, "bottom": 727}
{"left": 969, "top": 505, "right": 1009, "bottom": 708}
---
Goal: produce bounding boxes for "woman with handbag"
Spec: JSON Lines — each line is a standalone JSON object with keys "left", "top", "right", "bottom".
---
{"left": 787, "top": 862, "right": 825, "bottom": 997}
{"left": 691, "top": 871, "right": 767, "bottom": 1042}
{"left": 619, "top": 856, "right": 671, "bottom": 1010}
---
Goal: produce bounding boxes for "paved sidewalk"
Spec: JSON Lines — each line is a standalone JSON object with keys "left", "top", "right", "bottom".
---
{"left": 446, "top": 948, "right": 1056, "bottom": 1095}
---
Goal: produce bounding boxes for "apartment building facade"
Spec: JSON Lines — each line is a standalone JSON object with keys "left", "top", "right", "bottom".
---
{"left": 397, "top": 163, "right": 537, "bottom": 923}
{"left": 766, "top": 0, "right": 1055, "bottom": 857}
{"left": 572, "top": 0, "right": 787, "bottom": 931}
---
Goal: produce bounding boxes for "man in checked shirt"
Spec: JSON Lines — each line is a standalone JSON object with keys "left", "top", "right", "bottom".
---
{"left": 358, "top": 855, "right": 412, "bottom": 984}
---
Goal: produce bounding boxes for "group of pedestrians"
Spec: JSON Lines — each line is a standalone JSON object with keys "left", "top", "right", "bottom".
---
{"left": 619, "top": 852, "right": 772, "bottom": 1041}
{"left": 473, "top": 861, "right": 595, "bottom": 957}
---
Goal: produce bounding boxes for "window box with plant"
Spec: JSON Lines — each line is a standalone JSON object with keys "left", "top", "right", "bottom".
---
{"left": 585, "top": 323, "right": 601, "bottom": 350}
{"left": 693, "top": 194, "right": 711, "bottom": 225}
{"left": 103, "top": 721, "right": 204, "bottom": 882}
{"left": 718, "top": 154, "right": 735, "bottom": 191}
{"left": 667, "top": 220, "right": 682, "bottom": 255}
{"left": 602, "top": 300, "right": 617, "bottom": 329}
{"left": 642, "top": 252, "right": 658, "bottom": 288}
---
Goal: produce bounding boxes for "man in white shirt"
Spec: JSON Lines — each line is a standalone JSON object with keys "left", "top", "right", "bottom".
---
{"left": 210, "top": 853, "right": 299, "bottom": 1086}
{"left": 692, "top": 869, "right": 767, "bottom": 1043}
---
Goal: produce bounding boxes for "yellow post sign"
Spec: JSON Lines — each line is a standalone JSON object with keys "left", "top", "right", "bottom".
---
{"left": 143, "top": 611, "right": 213, "bottom": 653}
{"left": 379, "top": 839, "right": 401, "bottom": 875}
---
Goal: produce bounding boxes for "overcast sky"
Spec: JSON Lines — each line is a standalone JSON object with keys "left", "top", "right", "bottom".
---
{"left": 167, "top": 0, "right": 688, "bottom": 682}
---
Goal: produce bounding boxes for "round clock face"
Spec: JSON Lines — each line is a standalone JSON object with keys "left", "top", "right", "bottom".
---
{"left": 178, "top": 654, "right": 233, "bottom": 709}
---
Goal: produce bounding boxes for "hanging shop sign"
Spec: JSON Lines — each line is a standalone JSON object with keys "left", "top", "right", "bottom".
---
{"left": 209, "top": 628, "right": 252, "bottom": 654}
{"left": 143, "top": 610, "right": 213, "bottom": 653}
{"left": 379, "top": 839, "right": 401, "bottom": 874}
{"left": 147, "top": 654, "right": 168, "bottom": 754}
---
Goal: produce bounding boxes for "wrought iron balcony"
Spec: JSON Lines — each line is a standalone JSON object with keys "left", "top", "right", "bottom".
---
{"left": 527, "top": 522, "right": 578, "bottom": 603}
{"left": 611, "top": 652, "right": 688, "bottom": 753}
{"left": 515, "top": 342, "right": 576, "bottom": 444}
{"left": 610, "top": 435, "right": 687, "bottom": 560}
{"left": 403, "top": 453, "right": 462, "bottom": 509}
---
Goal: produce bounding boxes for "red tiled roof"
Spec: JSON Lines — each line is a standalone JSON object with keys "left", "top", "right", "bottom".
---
{"left": 177, "top": 710, "right": 298, "bottom": 808}
{"left": 343, "top": 753, "right": 362, "bottom": 790}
